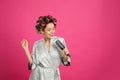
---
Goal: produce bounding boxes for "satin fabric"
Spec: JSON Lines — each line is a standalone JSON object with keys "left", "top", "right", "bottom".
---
{"left": 29, "top": 36, "right": 69, "bottom": 80}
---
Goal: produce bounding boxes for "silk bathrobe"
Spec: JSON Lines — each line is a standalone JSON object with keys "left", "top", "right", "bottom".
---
{"left": 29, "top": 36, "right": 70, "bottom": 80}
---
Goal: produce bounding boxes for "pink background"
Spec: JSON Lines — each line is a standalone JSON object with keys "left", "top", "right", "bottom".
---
{"left": 0, "top": 0, "right": 120, "bottom": 80}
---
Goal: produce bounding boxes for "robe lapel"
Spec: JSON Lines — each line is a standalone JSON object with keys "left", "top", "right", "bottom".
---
{"left": 42, "top": 38, "right": 54, "bottom": 68}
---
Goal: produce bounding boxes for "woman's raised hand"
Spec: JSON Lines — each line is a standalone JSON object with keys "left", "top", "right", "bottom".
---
{"left": 21, "top": 39, "right": 32, "bottom": 64}
{"left": 21, "top": 39, "right": 28, "bottom": 50}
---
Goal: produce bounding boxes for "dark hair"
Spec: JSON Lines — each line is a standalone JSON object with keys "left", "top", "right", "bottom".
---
{"left": 35, "top": 15, "right": 57, "bottom": 34}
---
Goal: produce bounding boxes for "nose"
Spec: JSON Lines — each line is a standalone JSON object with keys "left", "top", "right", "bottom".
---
{"left": 51, "top": 30, "right": 55, "bottom": 34}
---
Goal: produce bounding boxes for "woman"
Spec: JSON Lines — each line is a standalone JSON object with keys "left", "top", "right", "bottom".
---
{"left": 21, "top": 15, "right": 70, "bottom": 80}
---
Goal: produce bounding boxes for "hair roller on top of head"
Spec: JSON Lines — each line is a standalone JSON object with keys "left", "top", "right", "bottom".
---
{"left": 35, "top": 15, "right": 57, "bottom": 34}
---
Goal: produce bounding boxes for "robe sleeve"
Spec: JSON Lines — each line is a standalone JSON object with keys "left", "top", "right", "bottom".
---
{"left": 60, "top": 38, "right": 71, "bottom": 66}
{"left": 28, "top": 42, "right": 37, "bottom": 70}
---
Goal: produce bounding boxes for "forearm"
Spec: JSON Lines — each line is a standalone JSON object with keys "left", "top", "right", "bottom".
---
{"left": 24, "top": 48, "right": 33, "bottom": 64}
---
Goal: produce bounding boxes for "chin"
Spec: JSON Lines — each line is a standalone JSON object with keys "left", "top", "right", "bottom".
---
{"left": 45, "top": 35, "right": 54, "bottom": 39}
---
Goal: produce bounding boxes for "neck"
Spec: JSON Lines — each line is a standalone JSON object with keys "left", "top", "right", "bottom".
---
{"left": 44, "top": 37, "right": 50, "bottom": 42}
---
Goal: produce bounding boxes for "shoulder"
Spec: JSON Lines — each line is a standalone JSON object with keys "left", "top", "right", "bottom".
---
{"left": 53, "top": 36, "right": 65, "bottom": 43}
{"left": 33, "top": 38, "right": 44, "bottom": 47}
{"left": 53, "top": 36, "right": 65, "bottom": 42}
{"left": 53, "top": 36, "right": 67, "bottom": 47}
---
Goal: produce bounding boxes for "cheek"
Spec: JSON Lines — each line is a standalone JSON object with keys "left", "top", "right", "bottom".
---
{"left": 45, "top": 31, "right": 50, "bottom": 35}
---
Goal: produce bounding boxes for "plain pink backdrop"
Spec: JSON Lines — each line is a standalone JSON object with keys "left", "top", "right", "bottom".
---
{"left": 0, "top": 0, "right": 120, "bottom": 80}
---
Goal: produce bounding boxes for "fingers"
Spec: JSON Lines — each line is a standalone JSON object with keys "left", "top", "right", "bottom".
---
{"left": 25, "top": 39, "right": 28, "bottom": 44}
{"left": 63, "top": 48, "right": 69, "bottom": 55}
{"left": 21, "top": 39, "right": 27, "bottom": 43}
{"left": 21, "top": 39, "right": 28, "bottom": 47}
{"left": 21, "top": 39, "right": 24, "bottom": 45}
{"left": 21, "top": 39, "right": 25, "bottom": 45}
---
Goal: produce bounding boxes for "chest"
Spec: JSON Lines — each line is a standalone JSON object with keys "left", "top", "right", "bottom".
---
{"left": 35, "top": 43, "right": 61, "bottom": 60}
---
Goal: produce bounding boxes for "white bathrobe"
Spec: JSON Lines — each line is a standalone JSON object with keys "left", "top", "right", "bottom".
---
{"left": 29, "top": 36, "right": 70, "bottom": 80}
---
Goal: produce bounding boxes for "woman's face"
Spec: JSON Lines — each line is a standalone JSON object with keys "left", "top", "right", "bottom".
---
{"left": 42, "top": 23, "right": 55, "bottom": 39}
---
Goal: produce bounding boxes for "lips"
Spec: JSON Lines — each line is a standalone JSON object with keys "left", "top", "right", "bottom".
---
{"left": 49, "top": 34, "right": 54, "bottom": 37}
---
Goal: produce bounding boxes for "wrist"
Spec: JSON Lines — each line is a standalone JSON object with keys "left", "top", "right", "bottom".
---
{"left": 24, "top": 47, "right": 29, "bottom": 52}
